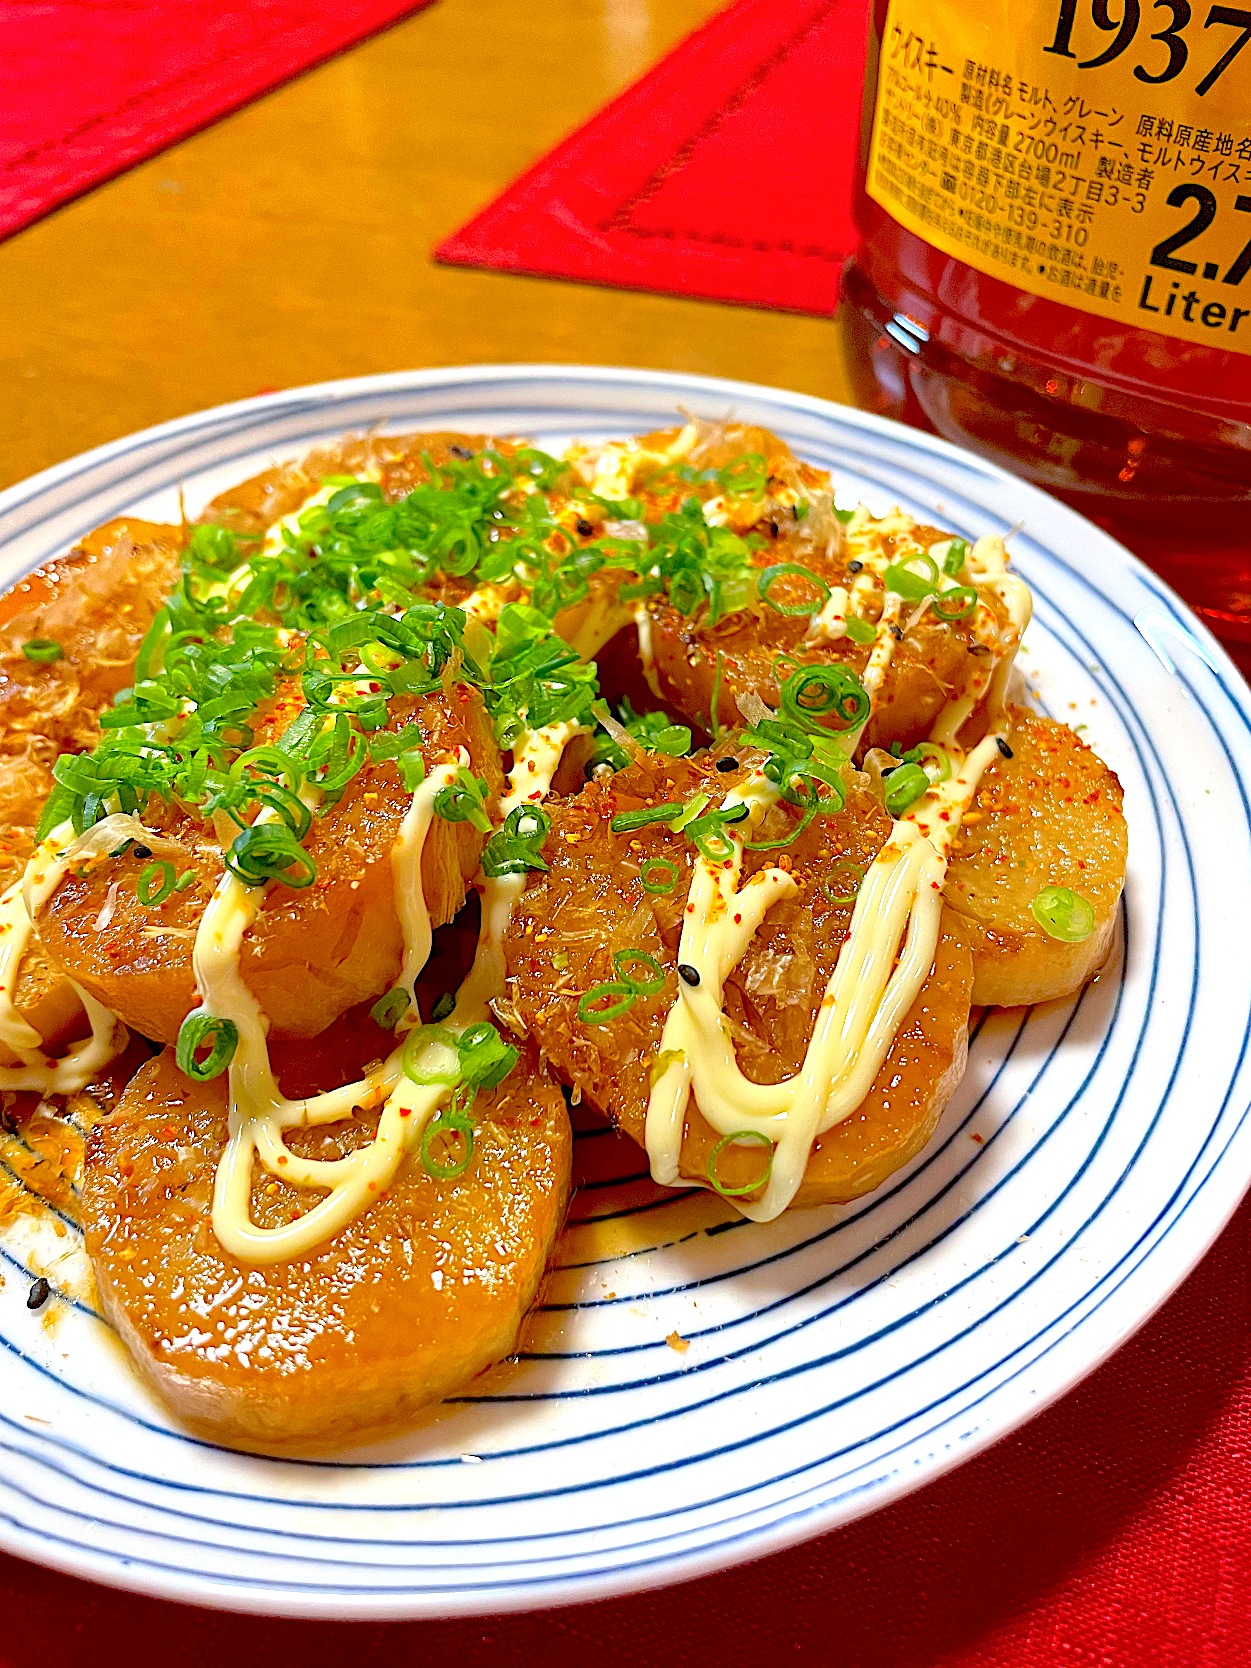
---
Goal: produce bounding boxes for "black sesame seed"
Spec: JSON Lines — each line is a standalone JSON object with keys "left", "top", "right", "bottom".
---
{"left": 448, "top": 444, "right": 473, "bottom": 459}
{"left": 132, "top": 844, "right": 152, "bottom": 861}
{"left": 715, "top": 757, "right": 739, "bottom": 773}
{"left": 890, "top": 625, "right": 904, "bottom": 642}
{"left": 27, "top": 1277, "right": 50, "bottom": 1311}
{"left": 969, "top": 644, "right": 990, "bottom": 656}
{"left": 576, "top": 518, "right": 595, "bottom": 536}
{"left": 768, "top": 520, "right": 779, "bottom": 538}
{"left": 677, "top": 964, "right": 701, "bottom": 988}
{"left": 847, "top": 560, "right": 864, "bottom": 574}
{"left": 996, "top": 737, "right": 1014, "bottom": 759}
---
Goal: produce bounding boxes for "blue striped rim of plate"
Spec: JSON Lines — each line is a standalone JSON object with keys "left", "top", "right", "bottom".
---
{"left": 1, "top": 365, "right": 1248, "bottom": 1620}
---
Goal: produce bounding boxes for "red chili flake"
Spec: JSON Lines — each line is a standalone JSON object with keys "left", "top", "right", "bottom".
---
{"left": 971, "top": 1133, "right": 984, "bottom": 1144}
{"left": 734, "top": 913, "right": 742, "bottom": 924}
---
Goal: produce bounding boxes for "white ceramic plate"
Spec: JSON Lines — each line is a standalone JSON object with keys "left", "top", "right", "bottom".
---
{"left": 1, "top": 366, "right": 1248, "bottom": 1620}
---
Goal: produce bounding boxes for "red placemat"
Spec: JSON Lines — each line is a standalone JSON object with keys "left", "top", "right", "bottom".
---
{"left": 435, "top": 0, "right": 865, "bottom": 316}
{"left": 1, "top": 1191, "right": 1248, "bottom": 1664}
{"left": 0, "top": 0, "right": 436, "bottom": 243}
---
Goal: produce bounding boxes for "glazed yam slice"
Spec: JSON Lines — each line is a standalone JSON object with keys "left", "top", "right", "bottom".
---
{"left": 1, "top": 519, "right": 187, "bottom": 1061}
{"left": 1, "top": 517, "right": 185, "bottom": 864}
{"left": 84, "top": 1041, "right": 572, "bottom": 1452}
{"left": 944, "top": 706, "right": 1127, "bottom": 1007}
{"left": 0, "top": 517, "right": 185, "bottom": 764}
{"left": 198, "top": 432, "right": 507, "bottom": 535}
{"left": 639, "top": 580, "right": 996, "bottom": 757}
{"left": 501, "top": 747, "right": 973, "bottom": 1207}
{"left": 578, "top": 423, "right": 1010, "bottom": 752}
{"left": 35, "top": 682, "right": 503, "bottom": 1044}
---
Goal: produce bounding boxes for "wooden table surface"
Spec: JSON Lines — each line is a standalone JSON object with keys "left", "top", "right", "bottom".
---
{"left": 0, "top": 0, "right": 856, "bottom": 495}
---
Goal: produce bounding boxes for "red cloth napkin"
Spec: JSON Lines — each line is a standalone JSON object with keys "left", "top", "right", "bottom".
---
{"left": 2, "top": 1191, "right": 1247, "bottom": 1664}
{"left": 0, "top": 0, "right": 435, "bottom": 242}
{"left": 435, "top": 0, "right": 865, "bottom": 316}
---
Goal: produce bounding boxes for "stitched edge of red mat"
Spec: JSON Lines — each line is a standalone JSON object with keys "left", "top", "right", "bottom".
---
{"left": 434, "top": 0, "right": 860, "bottom": 315}
{"left": 1, "top": 0, "right": 436, "bottom": 241}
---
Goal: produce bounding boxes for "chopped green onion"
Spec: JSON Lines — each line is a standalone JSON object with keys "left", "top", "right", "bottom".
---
{"left": 612, "top": 948, "right": 665, "bottom": 996}
{"left": 931, "top": 585, "right": 979, "bottom": 622}
{"left": 668, "top": 793, "right": 710, "bottom": 833}
{"left": 610, "top": 802, "right": 683, "bottom": 835}
{"left": 253, "top": 782, "right": 313, "bottom": 841}
{"left": 482, "top": 803, "right": 551, "bottom": 878}
{"left": 758, "top": 564, "right": 831, "bottom": 618}
{"left": 884, "top": 552, "right": 940, "bottom": 600}
{"left": 22, "top": 638, "right": 63, "bottom": 663}
{"left": 941, "top": 538, "right": 970, "bottom": 576}
{"left": 175, "top": 1013, "right": 238, "bottom": 1081}
{"left": 224, "top": 823, "right": 317, "bottom": 889}
{"left": 884, "top": 762, "right": 931, "bottom": 816}
{"left": 822, "top": 860, "right": 866, "bottom": 904}
{"left": 455, "top": 1021, "right": 518, "bottom": 1089}
{"left": 136, "top": 860, "right": 176, "bottom": 906}
{"left": 915, "top": 743, "right": 952, "bottom": 784}
{"left": 577, "top": 982, "right": 636, "bottom": 1025}
{"left": 370, "top": 987, "right": 410, "bottom": 1029}
{"left": 717, "top": 452, "right": 767, "bottom": 497}
{"left": 1031, "top": 885, "right": 1096, "bottom": 943}
{"left": 421, "top": 1099, "right": 475, "bottom": 1180}
{"left": 403, "top": 1024, "right": 462, "bottom": 1087}
{"left": 684, "top": 803, "right": 750, "bottom": 863}
{"left": 780, "top": 663, "right": 870, "bottom": 733}
{"left": 434, "top": 767, "right": 492, "bottom": 833}
{"left": 833, "top": 506, "right": 855, "bottom": 524}
{"left": 707, "top": 1130, "right": 774, "bottom": 1199}
{"left": 640, "top": 857, "right": 680, "bottom": 893}
{"left": 844, "top": 615, "right": 877, "bottom": 645}
{"left": 173, "top": 868, "right": 198, "bottom": 893}
{"left": 431, "top": 992, "right": 456, "bottom": 1023}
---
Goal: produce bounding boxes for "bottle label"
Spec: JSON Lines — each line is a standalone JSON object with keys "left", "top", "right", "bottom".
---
{"left": 865, "top": 0, "right": 1251, "bottom": 355}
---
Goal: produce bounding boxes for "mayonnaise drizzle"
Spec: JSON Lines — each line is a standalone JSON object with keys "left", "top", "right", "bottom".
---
{"left": 643, "top": 511, "right": 1028, "bottom": 1218}
{"left": 208, "top": 720, "right": 582, "bottom": 1263}
{"left": 0, "top": 828, "right": 128, "bottom": 1093}
{"left": 206, "top": 761, "right": 461, "bottom": 1262}
{"left": 644, "top": 731, "right": 1004, "bottom": 1219}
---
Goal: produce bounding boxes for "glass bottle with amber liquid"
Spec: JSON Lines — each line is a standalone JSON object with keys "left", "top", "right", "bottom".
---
{"left": 840, "top": 0, "right": 1251, "bottom": 647}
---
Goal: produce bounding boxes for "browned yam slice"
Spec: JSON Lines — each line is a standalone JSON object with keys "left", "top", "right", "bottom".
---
{"left": 642, "top": 595, "right": 990, "bottom": 754}
{"left": 500, "top": 746, "right": 974, "bottom": 1207}
{"left": 674, "top": 920, "right": 972, "bottom": 1205}
{"left": 36, "top": 683, "right": 503, "bottom": 1044}
{"left": 0, "top": 519, "right": 185, "bottom": 857}
{"left": 945, "top": 706, "right": 1127, "bottom": 1007}
{"left": 83, "top": 1044, "right": 572, "bottom": 1453}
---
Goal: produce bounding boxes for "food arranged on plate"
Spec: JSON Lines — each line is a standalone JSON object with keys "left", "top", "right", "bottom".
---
{"left": 0, "top": 419, "right": 1126, "bottom": 1450}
